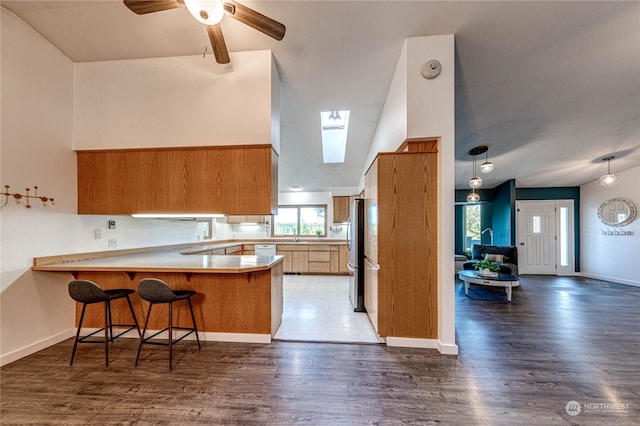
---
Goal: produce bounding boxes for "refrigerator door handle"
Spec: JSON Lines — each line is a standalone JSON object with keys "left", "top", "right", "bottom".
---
{"left": 347, "top": 263, "right": 357, "bottom": 271}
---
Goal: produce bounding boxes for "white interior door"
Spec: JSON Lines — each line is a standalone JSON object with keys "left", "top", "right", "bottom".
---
{"left": 517, "top": 201, "right": 557, "bottom": 275}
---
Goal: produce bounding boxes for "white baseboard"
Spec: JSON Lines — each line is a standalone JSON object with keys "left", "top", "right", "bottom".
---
{"left": 385, "top": 337, "right": 459, "bottom": 355}
{"left": 580, "top": 272, "right": 639, "bottom": 287}
{"left": 385, "top": 337, "right": 438, "bottom": 349}
{"left": 0, "top": 328, "right": 74, "bottom": 367}
{"left": 437, "top": 341, "right": 459, "bottom": 355}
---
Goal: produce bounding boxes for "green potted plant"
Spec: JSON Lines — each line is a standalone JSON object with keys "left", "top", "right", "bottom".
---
{"left": 315, "top": 229, "right": 322, "bottom": 237}
{"left": 472, "top": 259, "right": 500, "bottom": 277}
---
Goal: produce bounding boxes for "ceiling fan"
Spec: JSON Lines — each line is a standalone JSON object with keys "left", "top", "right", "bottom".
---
{"left": 123, "top": 0, "right": 286, "bottom": 64}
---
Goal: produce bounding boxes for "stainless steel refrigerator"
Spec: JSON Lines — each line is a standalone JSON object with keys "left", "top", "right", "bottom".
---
{"left": 348, "top": 198, "right": 366, "bottom": 312}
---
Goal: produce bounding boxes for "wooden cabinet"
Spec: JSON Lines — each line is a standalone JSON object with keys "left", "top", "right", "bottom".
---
{"left": 242, "top": 244, "right": 255, "bottom": 255}
{"left": 308, "top": 244, "right": 331, "bottom": 273}
{"left": 332, "top": 196, "right": 351, "bottom": 223}
{"left": 77, "top": 145, "right": 278, "bottom": 215}
{"left": 338, "top": 245, "right": 349, "bottom": 273}
{"left": 275, "top": 243, "right": 348, "bottom": 274}
{"left": 277, "top": 245, "right": 309, "bottom": 273}
{"left": 364, "top": 148, "right": 438, "bottom": 339}
{"left": 225, "top": 245, "right": 242, "bottom": 255}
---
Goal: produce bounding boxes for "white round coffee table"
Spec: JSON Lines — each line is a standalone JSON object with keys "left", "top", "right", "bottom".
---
{"left": 458, "top": 270, "right": 520, "bottom": 302}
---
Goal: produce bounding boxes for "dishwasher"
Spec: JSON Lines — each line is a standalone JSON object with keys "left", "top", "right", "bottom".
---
{"left": 255, "top": 244, "right": 277, "bottom": 257}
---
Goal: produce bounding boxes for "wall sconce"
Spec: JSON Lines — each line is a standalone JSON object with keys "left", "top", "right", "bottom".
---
{"left": 599, "top": 155, "right": 618, "bottom": 187}
{"left": 2, "top": 185, "right": 55, "bottom": 208}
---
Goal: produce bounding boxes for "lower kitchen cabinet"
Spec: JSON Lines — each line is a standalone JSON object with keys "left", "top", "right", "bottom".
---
{"left": 308, "top": 245, "right": 331, "bottom": 273}
{"left": 277, "top": 245, "right": 309, "bottom": 273}
{"left": 338, "top": 245, "right": 349, "bottom": 273}
{"left": 276, "top": 243, "right": 348, "bottom": 274}
{"left": 225, "top": 245, "right": 242, "bottom": 255}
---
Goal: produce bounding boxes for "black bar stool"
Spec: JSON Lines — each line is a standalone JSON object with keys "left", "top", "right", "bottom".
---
{"left": 68, "top": 280, "right": 141, "bottom": 367}
{"left": 136, "top": 278, "right": 201, "bottom": 370}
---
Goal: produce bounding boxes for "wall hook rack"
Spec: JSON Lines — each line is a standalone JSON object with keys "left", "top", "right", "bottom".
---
{"left": 2, "top": 185, "right": 55, "bottom": 208}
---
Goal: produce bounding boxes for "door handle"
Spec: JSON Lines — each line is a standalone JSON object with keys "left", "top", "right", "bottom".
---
{"left": 520, "top": 242, "right": 525, "bottom": 246}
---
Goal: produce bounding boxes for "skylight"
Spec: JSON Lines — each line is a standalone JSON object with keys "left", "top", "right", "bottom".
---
{"left": 320, "top": 110, "right": 350, "bottom": 163}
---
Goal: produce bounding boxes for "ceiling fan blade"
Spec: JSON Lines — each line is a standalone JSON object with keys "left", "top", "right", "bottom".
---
{"left": 224, "top": 0, "right": 286, "bottom": 41}
{"left": 207, "top": 25, "right": 231, "bottom": 64}
{"left": 123, "top": 0, "right": 184, "bottom": 15}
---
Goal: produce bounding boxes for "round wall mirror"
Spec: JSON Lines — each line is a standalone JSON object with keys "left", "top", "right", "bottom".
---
{"left": 597, "top": 197, "right": 637, "bottom": 227}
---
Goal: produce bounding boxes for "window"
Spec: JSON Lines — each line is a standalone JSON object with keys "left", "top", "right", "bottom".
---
{"left": 532, "top": 216, "right": 542, "bottom": 234}
{"left": 464, "top": 204, "right": 481, "bottom": 251}
{"left": 320, "top": 110, "right": 350, "bottom": 163}
{"left": 559, "top": 207, "right": 569, "bottom": 267}
{"left": 273, "top": 205, "right": 327, "bottom": 236}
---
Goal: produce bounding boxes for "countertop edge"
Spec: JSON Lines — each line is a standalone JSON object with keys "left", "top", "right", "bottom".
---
{"left": 31, "top": 256, "right": 284, "bottom": 274}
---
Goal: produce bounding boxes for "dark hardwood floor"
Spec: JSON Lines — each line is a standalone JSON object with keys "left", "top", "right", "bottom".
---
{"left": 1, "top": 276, "right": 638, "bottom": 425}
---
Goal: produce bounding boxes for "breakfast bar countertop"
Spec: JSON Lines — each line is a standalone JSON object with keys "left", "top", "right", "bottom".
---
{"left": 32, "top": 251, "right": 284, "bottom": 274}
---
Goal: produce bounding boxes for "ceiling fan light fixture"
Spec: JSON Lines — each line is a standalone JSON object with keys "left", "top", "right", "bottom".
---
{"left": 185, "top": 0, "right": 224, "bottom": 25}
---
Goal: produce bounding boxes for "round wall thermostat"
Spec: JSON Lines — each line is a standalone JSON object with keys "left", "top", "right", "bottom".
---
{"left": 421, "top": 59, "right": 442, "bottom": 79}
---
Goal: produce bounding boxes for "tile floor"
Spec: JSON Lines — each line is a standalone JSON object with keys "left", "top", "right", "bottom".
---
{"left": 274, "top": 275, "right": 383, "bottom": 344}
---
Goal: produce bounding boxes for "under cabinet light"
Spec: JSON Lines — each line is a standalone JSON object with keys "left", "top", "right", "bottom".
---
{"left": 132, "top": 214, "right": 226, "bottom": 218}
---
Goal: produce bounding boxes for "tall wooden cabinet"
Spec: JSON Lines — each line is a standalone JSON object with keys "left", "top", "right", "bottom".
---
{"left": 77, "top": 145, "right": 278, "bottom": 215}
{"left": 364, "top": 147, "right": 438, "bottom": 340}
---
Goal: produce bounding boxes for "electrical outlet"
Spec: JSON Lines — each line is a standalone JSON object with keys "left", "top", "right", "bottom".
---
{"left": 94, "top": 229, "right": 102, "bottom": 239}
{"left": 108, "top": 239, "right": 117, "bottom": 248}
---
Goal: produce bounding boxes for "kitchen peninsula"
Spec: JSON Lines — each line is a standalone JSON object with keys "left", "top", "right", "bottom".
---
{"left": 33, "top": 247, "right": 284, "bottom": 343}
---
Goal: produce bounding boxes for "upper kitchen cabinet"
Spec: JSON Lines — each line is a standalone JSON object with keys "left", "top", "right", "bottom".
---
{"left": 77, "top": 145, "right": 278, "bottom": 215}
{"left": 332, "top": 196, "right": 351, "bottom": 223}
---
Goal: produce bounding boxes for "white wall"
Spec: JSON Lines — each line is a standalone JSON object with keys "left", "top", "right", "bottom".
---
{"left": 580, "top": 165, "right": 640, "bottom": 286}
{"left": 1, "top": 7, "right": 77, "bottom": 365}
{"left": 0, "top": 9, "right": 275, "bottom": 365}
{"left": 361, "top": 35, "right": 457, "bottom": 354}
{"left": 73, "top": 51, "right": 277, "bottom": 150}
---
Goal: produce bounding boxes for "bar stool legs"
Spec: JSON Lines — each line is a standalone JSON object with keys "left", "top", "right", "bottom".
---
{"left": 68, "top": 280, "right": 141, "bottom": 367}
{"left": 136, "top": 278, "right": 201, "bottom": 370}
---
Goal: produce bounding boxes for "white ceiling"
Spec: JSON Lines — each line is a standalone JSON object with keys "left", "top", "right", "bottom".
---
{"left": 3, "top": 0, "right": 639, "bottom": 193}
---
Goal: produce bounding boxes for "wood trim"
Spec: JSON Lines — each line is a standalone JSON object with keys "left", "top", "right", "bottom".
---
{"left": 396, "top": 138, "right": 439, "bottom": 153}
{"left": 74, "top": 144, "right": 275, "bottom": 154}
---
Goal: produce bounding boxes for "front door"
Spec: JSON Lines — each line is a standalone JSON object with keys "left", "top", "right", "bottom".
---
{"left": 516, "top": 201, "right": 557, "bottom": 274}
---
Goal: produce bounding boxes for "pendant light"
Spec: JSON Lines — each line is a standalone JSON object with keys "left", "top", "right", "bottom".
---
{"left": 467, "top": 189, "right": 480, "bottom": 203}
{"left": 480, "top": 149, "right": 494, "bottom": 173}
{"left": 599, "top": 155, "right": 618, "bottom": 187}
{"left": 468, "top": 146, "right": 484, "bottom": 189}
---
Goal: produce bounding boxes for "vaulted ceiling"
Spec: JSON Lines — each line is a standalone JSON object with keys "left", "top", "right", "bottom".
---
{"left": 2, "top": 0, "right": 638, "bottom": 192}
